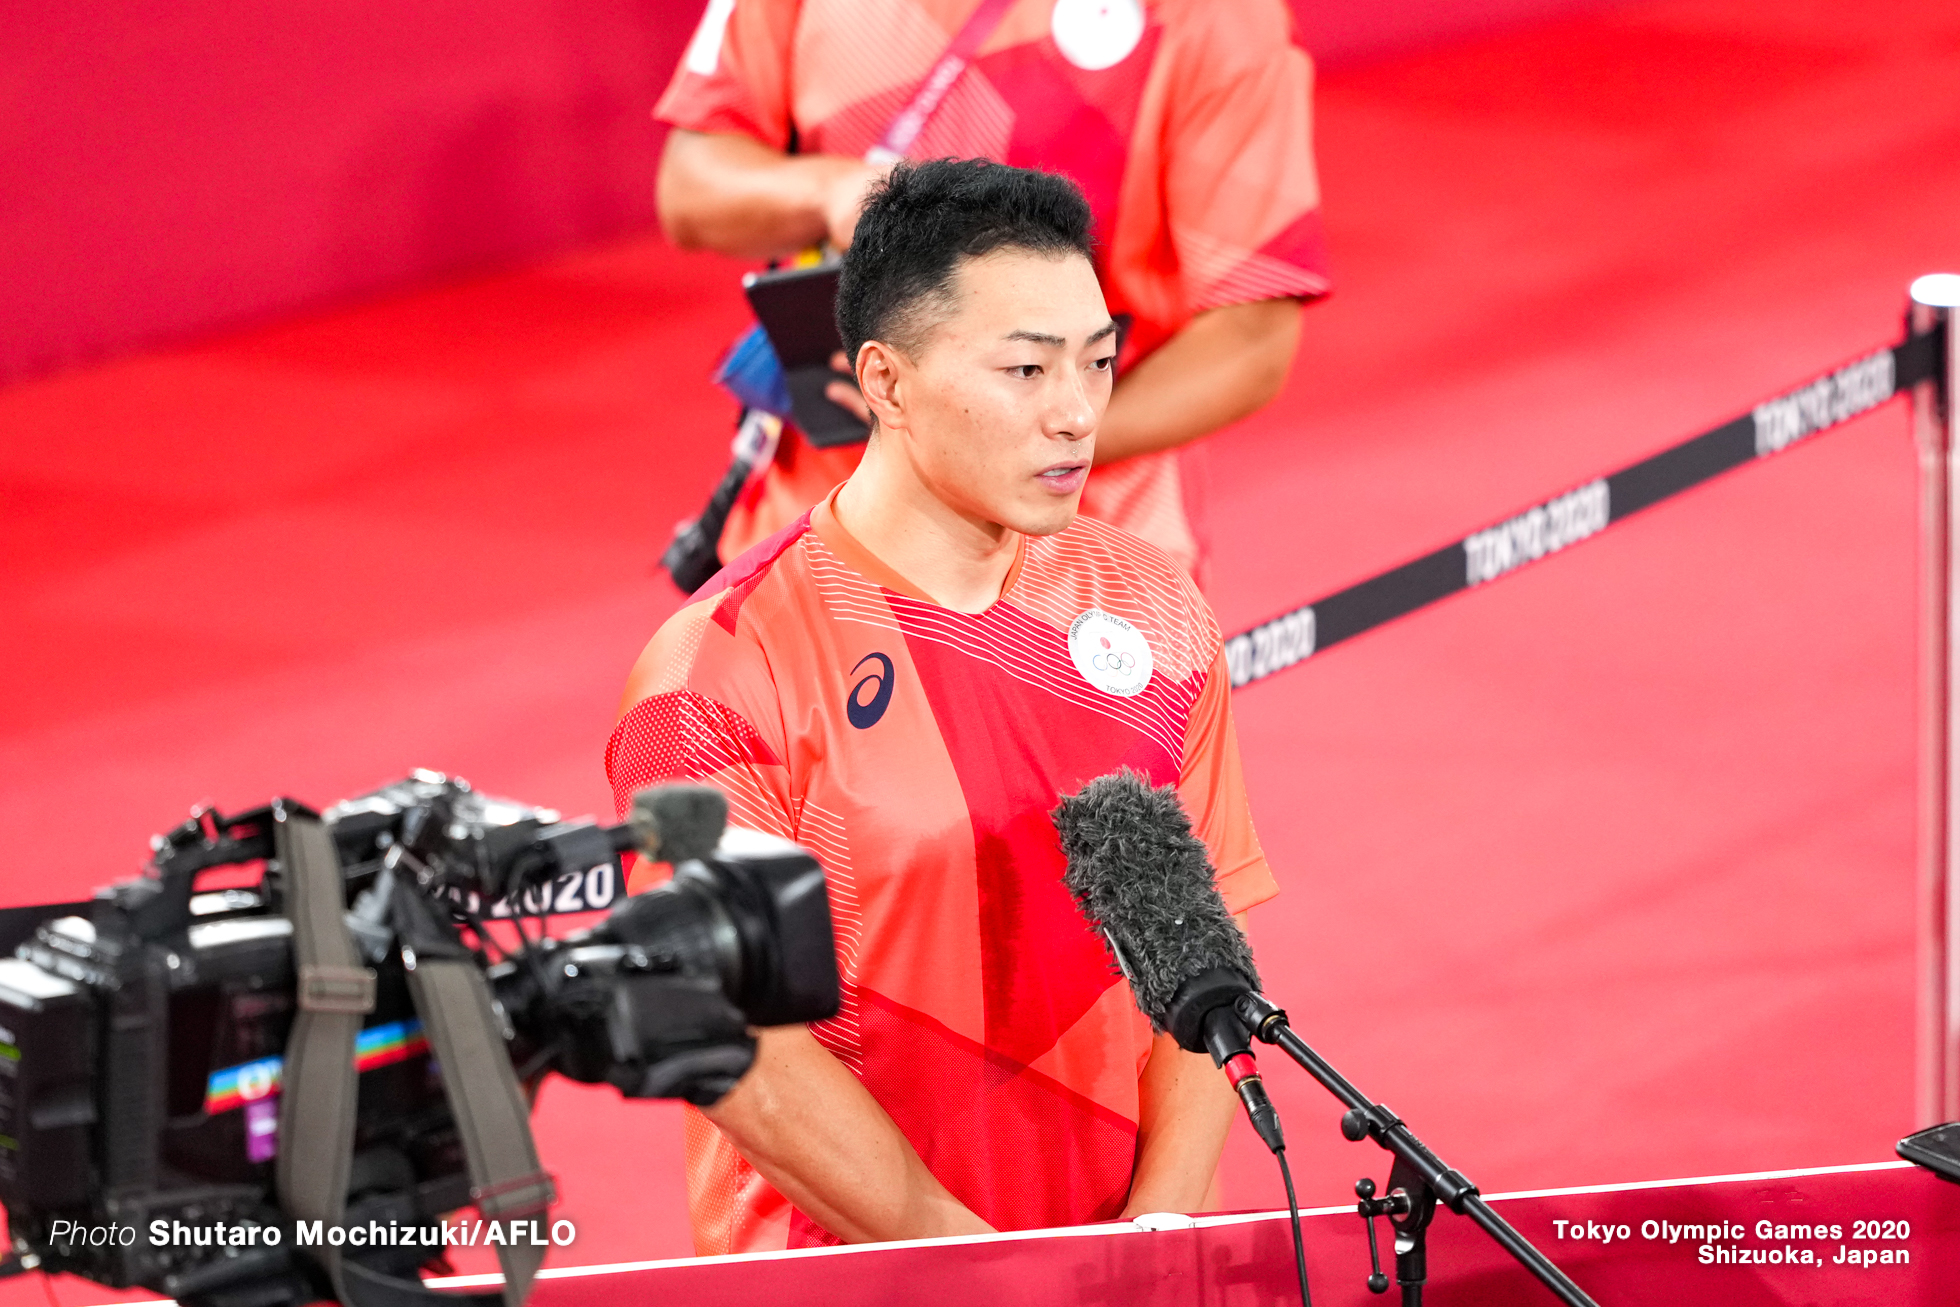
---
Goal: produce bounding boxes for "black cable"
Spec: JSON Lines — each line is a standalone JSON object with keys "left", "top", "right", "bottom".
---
{"left": 458, "top": 906, "right": 509, "bottom": 963}
{"left": 501, "top": 908, "right": 554, "bottom": 996}
{"left": 1276, "top": 1147, "right": 1312, "bottom": 1307}
{"left": 1243, "top": 997, "right": 1598, "bottom": 1307}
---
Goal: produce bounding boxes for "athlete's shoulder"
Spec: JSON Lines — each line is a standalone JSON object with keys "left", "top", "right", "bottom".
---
{"left": 693, "top": 509, "right": 817, "bottom": 605}
{"left": 619, "top": 512, "right": 819, "bottom": 713}
{"left": 1019, "top": 514, "right": 1220, "bottom": 677}
{"left": 1048, "top": 511, "right": 1205, "bottom": 591}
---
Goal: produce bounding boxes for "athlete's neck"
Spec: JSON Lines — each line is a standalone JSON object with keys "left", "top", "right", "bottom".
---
{"left": 834, "top": 436, "right": 1020, "bottom": 614}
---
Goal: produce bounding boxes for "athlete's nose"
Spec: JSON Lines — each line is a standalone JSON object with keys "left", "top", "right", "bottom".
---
{"left": 1046, "top": 367, "right": 1099, "bottom": 443}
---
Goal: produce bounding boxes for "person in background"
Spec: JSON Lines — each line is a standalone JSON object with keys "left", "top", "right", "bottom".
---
{"left": 656, "top": 0, "right": 1330, "bottom": 583}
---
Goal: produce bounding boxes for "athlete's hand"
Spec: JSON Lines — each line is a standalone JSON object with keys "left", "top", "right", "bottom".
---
{"left": 822, "top": 160, "right": 893, "bottom": 250}
{"left": 825, "top": 350, "right": 873, "bottom": 424}
{"left": 702, "top": 1025, "right": 993, "bottom": 1242}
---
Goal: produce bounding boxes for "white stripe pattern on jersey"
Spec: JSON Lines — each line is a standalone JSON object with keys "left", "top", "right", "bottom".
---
{"left": 794, "top": 797, "right": 866, "bottom": 1073}
{"left": 886, "top": 593, "right": 1198, "bottom": 762}
{"left": 1013, "top": 518, "right": 1216, "bottom": 680}
{"left": 802, "top": 524, "right": 1211, "bottom": 762}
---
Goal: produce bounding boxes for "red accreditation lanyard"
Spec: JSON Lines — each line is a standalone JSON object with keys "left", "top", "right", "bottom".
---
{"left": 865, "top": 0, "right": 1021, "bottom": 163}
{"left": 707, "top": 0, "right": 1021, "bottom": 444}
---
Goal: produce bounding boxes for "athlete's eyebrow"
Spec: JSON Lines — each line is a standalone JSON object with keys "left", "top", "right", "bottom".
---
{"left": 1002, "top": 320, "right": 1120, "bottom": 347}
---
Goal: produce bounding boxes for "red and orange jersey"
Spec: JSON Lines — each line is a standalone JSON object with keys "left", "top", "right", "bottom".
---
{"left": 607, "top": 489, "right": 1278, "bottom": 1254}
{"left": 657, "top": 0, "right": 1331, "bottom": 574}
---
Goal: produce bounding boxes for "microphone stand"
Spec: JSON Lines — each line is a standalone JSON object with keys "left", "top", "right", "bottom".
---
{"left": 1234, "top": 993, "right": 1599, "bottom": 1307}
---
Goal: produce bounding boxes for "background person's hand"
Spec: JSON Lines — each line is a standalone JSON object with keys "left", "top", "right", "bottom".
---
{"left": 822, "top": 161, "right": 894, "bottom": 251}
{"left": 825, "top": 350, "right": 872, "bottom": 425}
{"left": 656, "top": 133, "right": 892, "bottom": 261}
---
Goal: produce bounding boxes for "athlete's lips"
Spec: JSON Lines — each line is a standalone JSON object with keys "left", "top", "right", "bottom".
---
{"left": 1036, "top": 461, "right": 1089, "bottom": 494}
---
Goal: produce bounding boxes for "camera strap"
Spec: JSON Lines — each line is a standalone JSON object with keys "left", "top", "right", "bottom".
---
{"left": 273, "top": 802, "right": 378, "bottom": 1306}
{"left": 394, "top": 883, "right": 556, "bottom": 1307}
{"left": 275, "top": 805, "right": 554, "bottom": 1307}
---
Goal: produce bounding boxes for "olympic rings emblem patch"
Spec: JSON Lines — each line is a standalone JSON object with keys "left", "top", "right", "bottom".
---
{"left": 1068, "top": 608, "right": 1153, "bottom": 696}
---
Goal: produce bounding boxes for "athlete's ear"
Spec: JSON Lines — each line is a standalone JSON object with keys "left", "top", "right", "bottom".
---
{"left": 856, "top": 339, "right": 906, "bottom": 433}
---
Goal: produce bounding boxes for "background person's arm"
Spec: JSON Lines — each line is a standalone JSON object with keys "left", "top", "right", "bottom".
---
{"left": 826, "top": 297, "right": 1302, "bottom": 457}
{"left": 702, "top": 1024, "right": 995, "bottom": 1242}
{"left": 1094, "top": 297, "right": 1304, "bottom": 464}
{"left": 826, "top": 297, "right": 1303, "bottom": 450}
{"left": 658, "top": 128, "right": 889, "bottom": 259}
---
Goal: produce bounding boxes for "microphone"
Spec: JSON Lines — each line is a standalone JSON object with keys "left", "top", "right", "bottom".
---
{"left": 1052, "top": 771, "right": 1284, "bottom": 1155}
{"left": 1056, "top": 777, "right": 1597, "bottom": 1307}
{"left": 630, "top": 784, "right": 729, "bottom": 864}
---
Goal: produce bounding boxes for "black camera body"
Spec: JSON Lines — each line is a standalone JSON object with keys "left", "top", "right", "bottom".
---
{"left": 0, "top": 773, "right": 837, "bottom": 1307}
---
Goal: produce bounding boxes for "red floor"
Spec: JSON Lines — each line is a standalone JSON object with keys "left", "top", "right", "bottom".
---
{"left": 5, "top": 0, "right": 1960, "bottom": 1296}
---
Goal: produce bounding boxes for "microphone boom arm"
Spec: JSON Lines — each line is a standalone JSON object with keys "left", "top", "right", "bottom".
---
{"left": 1234, "top": 993, "right": 1600, "bottom": 1307}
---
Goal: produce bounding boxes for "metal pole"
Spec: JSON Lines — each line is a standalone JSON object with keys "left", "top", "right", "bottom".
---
{"left": 1913, "top": 273, "right": 1960, "bottom": 1125}
{"left": 1236, "top": 994, "right": 1599, "bottom": 1307}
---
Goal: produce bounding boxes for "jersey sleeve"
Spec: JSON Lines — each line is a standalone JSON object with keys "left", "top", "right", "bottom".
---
{"left": 606, "top": 598, "right": 796, "bottom": 891}
{"left": 1160, "top": 0, "right": 1332, "bottom": 315}
{"left": 1178, "top": 644, "right": 1279, "bottom": 916}
{"left": 655, "top": 0, "right": 800, "bottom": 149}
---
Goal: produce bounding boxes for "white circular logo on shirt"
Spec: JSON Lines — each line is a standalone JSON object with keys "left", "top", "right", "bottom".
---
{"left": 1050, "top": 0, "right": 1145, "bottom": 71}
{"left": 1069, "top": 608, "right": 1154, "bottom": 696}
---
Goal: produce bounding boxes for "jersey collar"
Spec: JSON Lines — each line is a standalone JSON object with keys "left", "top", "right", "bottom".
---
{"left": 812, "top": 484, "right": 1028, "bottom": 609}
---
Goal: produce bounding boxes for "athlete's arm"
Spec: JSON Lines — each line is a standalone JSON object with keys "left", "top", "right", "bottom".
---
{"left": 701, "top": 1024, "right": 996, "bottom": 1242}
{"left": 1119, "top": 911, "right": 1256, "bottom": 1218}
{"left": 658, "top": 129, "right": 889, "bottom": 259}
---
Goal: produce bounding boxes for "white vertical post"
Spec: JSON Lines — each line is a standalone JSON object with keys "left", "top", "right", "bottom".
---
{"left": 1913, "top": 273, "right": 1960, "bottom": 1125}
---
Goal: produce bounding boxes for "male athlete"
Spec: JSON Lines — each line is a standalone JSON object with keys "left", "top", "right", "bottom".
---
{"left": 657, "top": 0, "right": 1330, "bottom": 581}
{"left": 607, "top": 160, "right": 1277, "bottom": 1254}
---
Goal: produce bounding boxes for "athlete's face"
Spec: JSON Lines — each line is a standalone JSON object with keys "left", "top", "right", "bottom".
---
{"left": 863, "top": 248, "right": 1116, "bottom": 537}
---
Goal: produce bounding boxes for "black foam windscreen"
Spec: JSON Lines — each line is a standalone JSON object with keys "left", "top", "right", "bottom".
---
{"left": 630, "top": 784, "right": 729, "bottom": 865}
{"left": 1051, "top": 770, "right": 1259, "bottom": 1034}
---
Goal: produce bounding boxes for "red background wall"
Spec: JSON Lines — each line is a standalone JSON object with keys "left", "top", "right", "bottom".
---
{"left": 0, "top": 0, "right": 1624, "bottom": 384}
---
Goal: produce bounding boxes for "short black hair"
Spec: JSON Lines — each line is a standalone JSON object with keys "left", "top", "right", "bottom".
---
{"left": 836, "top": 159, "right": 1094, "bottom": 363}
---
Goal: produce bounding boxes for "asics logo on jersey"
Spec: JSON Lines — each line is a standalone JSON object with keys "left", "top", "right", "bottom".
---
{"left": 847, "top": 652, "right": 895, "bottom": 729}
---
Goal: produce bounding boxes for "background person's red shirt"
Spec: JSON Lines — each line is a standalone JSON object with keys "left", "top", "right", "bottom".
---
{"left": 657, "top": 0, "right": 1332, "bottom": 579}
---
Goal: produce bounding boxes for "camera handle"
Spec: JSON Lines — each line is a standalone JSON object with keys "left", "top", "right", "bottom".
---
{"left": 277, "top": 804, "right": 553, "bottom": 1307}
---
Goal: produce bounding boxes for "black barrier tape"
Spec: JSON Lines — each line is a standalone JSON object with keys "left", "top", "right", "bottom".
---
{"left": 1225, "top": 324, "right": 1949, "bottom": 689}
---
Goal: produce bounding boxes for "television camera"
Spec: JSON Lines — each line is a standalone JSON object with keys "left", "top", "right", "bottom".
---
{"left": 0, "top": 771, "right": 837, "bottom": 1307}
